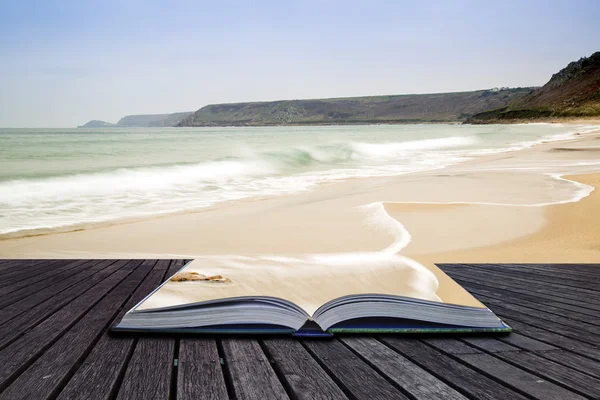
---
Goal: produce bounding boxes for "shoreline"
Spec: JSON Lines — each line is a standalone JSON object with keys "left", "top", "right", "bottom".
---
{"left": 467, "top": 117, "right": 600, "bottom": 125}
{"left": 178, "top": 116, "right": 600, "bottom": 128}
{"left": 409, "top": 173, "right": 600, "bottom": 265}
{"left": 9, "top": 116, "right": 600, "bottom": 131}
{"left": 77, "top": 116, "right": 600, "bottom": 129}
{"left": 1, "top": 126, "right": 599, "bottom": 259}
{"left": 3, "top": 121, "right": 599, "bottom": 241}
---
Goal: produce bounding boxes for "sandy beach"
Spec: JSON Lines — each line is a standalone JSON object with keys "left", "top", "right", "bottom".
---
{"left": 412, "top": 172, "right": 600, "bottom": 265}
{"left": 1, "top": 123, "right": 600, "bottom": 304}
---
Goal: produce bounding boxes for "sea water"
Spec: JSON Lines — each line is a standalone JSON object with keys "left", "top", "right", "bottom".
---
{"left": 0, "top": 123, "right": 596, "bottom": 235}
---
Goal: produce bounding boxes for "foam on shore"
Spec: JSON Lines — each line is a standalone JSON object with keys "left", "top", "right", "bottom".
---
{"left": 361, "top": 172, "right": 594, "bottom": 256}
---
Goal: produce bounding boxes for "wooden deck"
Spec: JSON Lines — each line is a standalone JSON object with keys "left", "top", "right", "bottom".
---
{"left": 0, "top": 260, "right": 598, "bottom": 400}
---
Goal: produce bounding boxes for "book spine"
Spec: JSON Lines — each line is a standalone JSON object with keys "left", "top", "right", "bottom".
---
{"left": 292, "top": 331, "right": 333, "bottom": 338}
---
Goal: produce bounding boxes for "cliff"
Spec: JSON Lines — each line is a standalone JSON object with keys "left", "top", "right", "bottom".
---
{"left": 177, "top": 89, "right": 532, "bottom": 127}
{"left": 468, "top": 52, "right": 600, "bottom": 123}
{"left": 78, "top": 112, "right": 193, "bottom": 128}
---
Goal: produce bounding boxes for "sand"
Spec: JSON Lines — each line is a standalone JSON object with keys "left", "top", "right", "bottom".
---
{"left": 412, "top": 173, "right": 600, "bottom": 266}
{"left": 1, "top": 124, "right": 600, "bottom": 306}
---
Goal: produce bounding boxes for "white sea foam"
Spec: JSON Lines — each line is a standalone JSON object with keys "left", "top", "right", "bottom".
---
{"left": 0, "top": 160, "right": 274, "bottom": 203}
{"left": 358, "top": 173, "right": 595, "bottom": 257}
{"left": 0, "top": 137, "right": 481, "bottom": 234}
{"left": 360, "top": 202, "right": 412, "bottom": 254}
{"left": 367, "top": 173, "right": 594, "bottom": 209}
{"left": 352, "top": 136, "right": 478, "bottom": 157}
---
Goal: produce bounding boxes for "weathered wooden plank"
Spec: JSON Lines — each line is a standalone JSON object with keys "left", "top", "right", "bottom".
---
{"left": 380, "top": 337, "right": 528, "bottom": 400}
{"left": 534, "top": 350, "right": 600, "bottom": 380}
{"left": 177, "top": 339, "right": 229, "bottom": 400}
{"left": 477, "top": 294, "right": 600, "bottom": 334}
{"left": 0, "top": 259, "right": 101, "bottom": 308}
{"left": 443, "top": 265, "right": 600, "bottom": 301}
{"left": 0, "top": 259, "right": 127, "bottom": 350}
{"left": 479, "top": 263, "right": 600, "bottom": 279}
{"left": 0, "top": 259, "right": 137, "bottom": 391}
{"left": 451, "top": 278, "right": 600, "bottom": 319}
{"left": 0, "top": 260, "right": 151, "bottom": 400}
{"left": 221, "top": 339, "right": 289, "bottom": 400}
{"left": 463, "top": 262, "right": 600, "bottom": 280}
{"left": 262, "top": 339, "right": 347, "bottom": 400}
{"left": 304, "top": 339, "right": 409, "bottom": 400}
{"left": 155, "top": 258, "right": 182, "bottom": 272}
{"left": 460, "top": 336, "right": 528, "bottom": 353}
{"left": 0, "top": 259, "right": 97, "bottom": 297}
{"left": 424, "top": 337, "right": 594, "bottom": 399}
{"left": 445, "top": 269, "right": 600, "bottom": 311}
{"left": 441, "top": 263, "right": 595, "bottom": 291}
{"left": 498, "top": 317, "right": 600, "bottom": 361}
{"left": 439, "top": 262, "right": 600, "bottom": 275}
{"left": 114, "top": 260, "right": 185, "bottom": 400}
{"left": 116, "top": 338, "right": 175, "bottom": 400}
{"left": 450, "top": 277, "right": 600, "bottom": 323}
{"left": 493, "top": 332, "right": 558, "bottom": 351}
{"left": 463, "top": 331, "right": 600, "bottom": 384}
{"left": 341, "top": 337, "right": 467, "bottom": 400}
{"left": 422, "top": 337, "right": 587, "bottom": 400}
{"left": 420, "top": 338, "right": 482, "bottom": 355}
{"left": 0, "top": 259, "right": 54, "bottom": 271}
{"left": 485, "top": 262, "right": 600, "bottom": 273}
{"left": 0, "top": 259, "right": 120, "bottom": 326}
{"left": 465, "top": 263, "right": 600, "bottom": 290}
{"left": 496, "top": 351, "right": 600, "bottom": 398}
{"left": 55, "top": 260, "right": 172, "bottom": 400}
{"left": 451, "top": 271, "right": 600, "bottom": 309}
{"left": 0, "top": 259, "right": 46, "bottom": 272}
{"left": 0, "top": 259, "right": 68, "bottom": 286}
{"left": 224, "top": 339, "right": 291, "bottom": 400}
{"left": 455, "top": 352, "right": 586, "bottom": 400}
{"left": 491, "top": 303, "right": 600, "bottom": 345}
{"left": 463, "top": 336, "right": 600, "bottom": 384}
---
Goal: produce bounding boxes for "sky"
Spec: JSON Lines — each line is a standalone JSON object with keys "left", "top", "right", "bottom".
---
{"left": 0, "top": 0, "right": 599, "bottom": 127}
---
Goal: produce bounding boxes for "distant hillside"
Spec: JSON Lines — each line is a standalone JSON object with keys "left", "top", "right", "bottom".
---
{"left": 116, "top": 112, "right": 193, "bottom": 127}
{"left": 177, "top": 88, "right": 532, "bottom": 127}
{"left": 77, "top": 120, "right": 117, "bottom": 128}
{"left": 468, "top": 52, "right": 600, "bottom": 123}
{"left": 78, "top": 112, "right": 193, "bottom": 128}
{"left": 116, "top": 114, "right": 170, "bottom": 127}
{"left": 148, "top": 112, "right": 195, "bottom": 127}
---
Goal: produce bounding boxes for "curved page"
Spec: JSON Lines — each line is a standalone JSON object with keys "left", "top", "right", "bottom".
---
{"left": 135, "top": 254, "right": 483, "bottom": 316}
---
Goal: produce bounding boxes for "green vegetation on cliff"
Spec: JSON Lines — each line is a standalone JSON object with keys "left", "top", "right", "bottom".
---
{"left": 177, "top": 89, "right": 532, "bottom": 127}
{"left": 468, "top": 52, "right": 600, "bottom": 123}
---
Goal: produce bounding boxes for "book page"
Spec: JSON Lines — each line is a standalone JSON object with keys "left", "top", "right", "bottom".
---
{"left": 136, "top": 254, "right": 484, "bottom": 316}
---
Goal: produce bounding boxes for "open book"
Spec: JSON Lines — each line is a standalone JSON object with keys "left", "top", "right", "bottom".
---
{"left": 112, "top": 255, "right": 511, "bottom": 336}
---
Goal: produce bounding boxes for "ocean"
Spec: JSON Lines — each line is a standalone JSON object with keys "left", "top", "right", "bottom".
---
{"left": 0, "top": 123, "right": 596, "bottom": 236}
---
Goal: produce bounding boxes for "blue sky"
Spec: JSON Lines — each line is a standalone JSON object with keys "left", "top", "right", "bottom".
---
{"left": 1, "top": 0, "right": 599, "bottom": 127}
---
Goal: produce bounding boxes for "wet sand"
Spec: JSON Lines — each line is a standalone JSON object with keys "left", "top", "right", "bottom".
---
{"left": 412, "top": 173, "right": 600, "bottom": 266}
